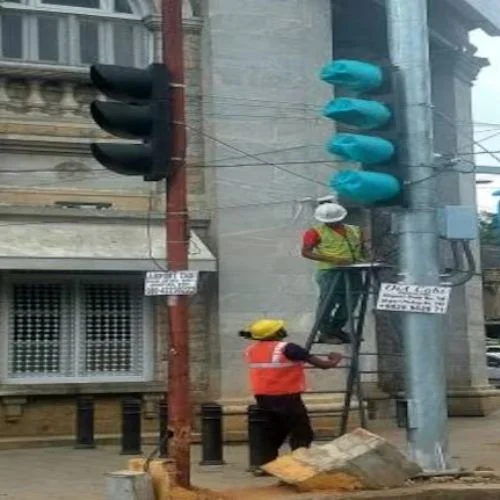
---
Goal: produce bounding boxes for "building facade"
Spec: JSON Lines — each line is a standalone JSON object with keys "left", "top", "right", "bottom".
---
{"left": 331, "top": 0, "right": 500, "bottom": 416}
{"left": 0, "top": 0, "right": 219, "bottom": 442}
{"left": 0, "top": 0, "right": 498, "bottom": 445}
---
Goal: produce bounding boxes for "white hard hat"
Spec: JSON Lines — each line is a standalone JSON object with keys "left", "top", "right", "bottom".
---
{"left": 314, "top": 202, "right": 347, "bottom": 223}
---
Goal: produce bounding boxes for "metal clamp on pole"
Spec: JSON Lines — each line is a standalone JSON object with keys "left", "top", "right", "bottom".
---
{"left": 199, "top": 402, "right": 225, "bottom": 465}
{"left": 121, "top": 398, "right": 142, "bottom": 455}
{"left": 75, "top": 396, "right": 95, "bottom": 449}
{"left": 247, "top": 405, "right": 274, "bottom": 471}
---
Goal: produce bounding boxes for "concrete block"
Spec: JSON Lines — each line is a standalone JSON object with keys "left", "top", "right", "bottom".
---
{"left": 106, "top": 470, "right": 154, "bottom": 500}
{"left": 262, "top": 427, "right": 421, "bottom": 492}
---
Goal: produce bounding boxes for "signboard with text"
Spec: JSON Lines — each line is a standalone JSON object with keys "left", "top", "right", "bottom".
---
{"left": 144, "top": 271, "right": 199, "bottom": 296}
{"left": 376, "top": 283, "right": 451, "bottom": 315}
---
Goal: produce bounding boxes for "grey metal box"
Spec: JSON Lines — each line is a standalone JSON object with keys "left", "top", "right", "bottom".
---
{"left": 438, "top": 205, "right": 478, "bottom": 240}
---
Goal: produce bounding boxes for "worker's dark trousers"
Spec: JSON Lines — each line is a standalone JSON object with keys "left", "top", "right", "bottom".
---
{"left": 316, "top": 269, "right": 363, "bottom": 334}
{"left": 255, "top": 393, "right": 314, "bottom": 462}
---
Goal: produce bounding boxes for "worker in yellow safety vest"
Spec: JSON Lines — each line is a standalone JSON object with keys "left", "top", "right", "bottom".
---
{"left": 301, "top": 202, "right": 366, "bottom": 344}
{"left": 240, "top": 318, "right": 343, "bottom": 469}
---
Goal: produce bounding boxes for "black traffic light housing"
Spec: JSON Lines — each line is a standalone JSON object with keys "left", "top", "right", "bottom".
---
{"left": 358, "top": 64, "right": 407, "bottom": 207}
{"left": 322, "top": 59, "right": 408, "bottom": 207}
{"left": 89, "top": 63, "right": 171, "bottom": 182}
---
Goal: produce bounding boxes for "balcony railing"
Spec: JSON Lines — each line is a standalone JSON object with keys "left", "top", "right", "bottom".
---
{"left": 0, "top": 66, "right": 96, "bottom": 119}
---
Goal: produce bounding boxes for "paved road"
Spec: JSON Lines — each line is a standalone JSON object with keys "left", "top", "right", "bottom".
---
{"left": 2, "top": 414, "right": 500, "bottom": 499}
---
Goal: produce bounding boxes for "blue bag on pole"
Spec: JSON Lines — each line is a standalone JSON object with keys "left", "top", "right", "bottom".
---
{"left": 327, "top": 133, "right": 395, "bottom": 164}
{"left": 323, "top": 97, "right": 391, "bottom": 130}
{"left": 320, "top": 59, "right": 383, "bottom": 92}
{"left": 329, "top": 170, "right": 401, "bottom": 204}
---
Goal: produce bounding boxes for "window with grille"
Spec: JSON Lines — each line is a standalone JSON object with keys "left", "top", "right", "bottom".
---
{"left": 6, "top": 277, "right": 148, "bottom": 382}
{"left": 0, "top": 0, "right": 151, "bottom": 67}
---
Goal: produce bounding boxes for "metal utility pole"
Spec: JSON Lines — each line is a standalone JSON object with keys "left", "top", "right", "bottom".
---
{"left": 386, "top": 0, "right": 449, "bottom": 471}
{"left": 163, "top": 0, "right": 191, "bottom": 487}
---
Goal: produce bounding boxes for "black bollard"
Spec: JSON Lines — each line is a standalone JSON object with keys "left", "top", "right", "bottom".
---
{"left": 395, "top": 398, "right": 408, "bottom": 429}
{"left": 75, "top": 396, "right": 95, "bottom": 449}
{"left": 247, "top": 404, "right": 275, "bottom": 471}
{"left": 121, "top": 398, "right": 142, "bottom": 455}
{"left": 158, "top": 400, "right": 169, "bottom": 458}
{"left": 199, "top": 402, "right": 225, "bottom": 465}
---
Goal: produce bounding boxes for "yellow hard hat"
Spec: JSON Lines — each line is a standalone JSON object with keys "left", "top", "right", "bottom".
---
{"left": 248, "top": 319, "right": 286, "bottom": 340}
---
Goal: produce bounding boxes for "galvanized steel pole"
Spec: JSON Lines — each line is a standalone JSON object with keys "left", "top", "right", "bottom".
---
{"left": 386, "top": 0, "right": 449, "bottom": 471}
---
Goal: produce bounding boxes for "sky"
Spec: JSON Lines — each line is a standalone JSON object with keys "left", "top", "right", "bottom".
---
{"left": 471, "top": 29, "right": 500, "bottom": 212}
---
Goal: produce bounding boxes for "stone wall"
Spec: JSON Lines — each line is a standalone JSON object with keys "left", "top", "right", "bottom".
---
{"left": 0, "top": 13, "right": 214, "bottom": 442}
{"left": 0, "top": 272, "right": 212, "bottom": 443}
{"left": 202, "top": 0, "right": 343, "bottom": 401}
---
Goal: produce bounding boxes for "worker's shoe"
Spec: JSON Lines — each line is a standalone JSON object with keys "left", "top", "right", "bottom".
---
{"left": 317, "top": 330, "right": 352, "bottom": 344}
{"left": 252, "top": 468, "right": 272, "bottom": 477}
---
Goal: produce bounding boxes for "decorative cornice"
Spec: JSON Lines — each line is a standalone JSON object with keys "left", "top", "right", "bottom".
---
{"left": 0, "top": 136, "right": 95, "bottom": 155}
{"left": 142, "top": 14, "right": 202, "bottom": 32}
{"left": 0, "top": 121, "right": 110, "bottom": 140}
{"left": 455, "top": 53, "right": 489, "bottom": 84}
{"left": 0, "top": 204, "right": 210, "bottom": 225}
{"left": 183, "top": 17, "right": 203, "bottom": 33}
{"left": 142, "top": 14, "right": 161, "bottom": 31}
{"left": 431, "top": 48, "right": 489, "bottom": 85}
{"left": 0, "top": 62, "right": 89, "bottom": 83}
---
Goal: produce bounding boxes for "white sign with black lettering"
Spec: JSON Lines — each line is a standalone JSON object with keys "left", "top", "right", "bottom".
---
{"left": 376, "top": 283, "right": 451, "bottom": 315}
{"left": 144, "top": 271, "right": 199, "bottom": 296}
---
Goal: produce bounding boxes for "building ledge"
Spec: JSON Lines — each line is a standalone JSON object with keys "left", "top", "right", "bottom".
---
{"left": 0, "top": 382, "right": 164, "bottom": 397}
{"left": 446, "top": 0, "right": 500, "bottom": 36}
{"left": 0, "top": 204, "right": 210, "bottom": 226}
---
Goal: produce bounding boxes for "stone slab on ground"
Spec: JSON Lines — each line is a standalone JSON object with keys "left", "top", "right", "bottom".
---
{"left": 218, "top": 484, "right": 500, "bottom": 500}
{"left": 262, "top": 428, "right": 421, "bottom": 492}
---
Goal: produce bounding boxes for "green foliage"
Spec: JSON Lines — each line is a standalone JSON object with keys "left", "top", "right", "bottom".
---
{"left": 479, "top": 211, "right": 500, "bottom": 245}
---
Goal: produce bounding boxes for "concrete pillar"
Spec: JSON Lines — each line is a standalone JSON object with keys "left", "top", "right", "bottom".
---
{"left": 431, "top": 32, "right": 499, "bottom": 415}
{"left": 201, "top": 0, "right": 500, "bottom": 424}
{"left": 202, "top": 1, "right": 349, "bottom": 407}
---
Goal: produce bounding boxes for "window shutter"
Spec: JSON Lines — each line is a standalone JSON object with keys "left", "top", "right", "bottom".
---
{"left": 80, "top": 282, "right": 144, "bottom": 376}
{"left": 8, "top": 283, "right": 72, "bottom": 377}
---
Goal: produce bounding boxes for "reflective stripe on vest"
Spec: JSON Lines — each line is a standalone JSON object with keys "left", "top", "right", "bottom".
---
{"left": 314, "top": 223, "right": 363, "bottom": 271}
{"left": 245, "top": 341, "right": 306, "bottom": 396}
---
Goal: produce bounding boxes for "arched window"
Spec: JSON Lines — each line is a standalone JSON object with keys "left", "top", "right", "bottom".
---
{"left": 0, "top": 0, "right": 152, "bottom": 67}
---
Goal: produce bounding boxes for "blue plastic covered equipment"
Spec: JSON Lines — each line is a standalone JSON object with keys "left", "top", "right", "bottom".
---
{"left": 329, "top": 170, "right": 401, "bottom": 204}
{"left": 327, "top": 133, "right": 395, "bottom": 164}
{"left": 320, "top": 59, "right": 383, "bottom": 93}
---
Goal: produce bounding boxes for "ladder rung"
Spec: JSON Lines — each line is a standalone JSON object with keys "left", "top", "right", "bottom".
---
{"left": 310, "top": 341, "right": 353, "bottom": 345}
{"left": 305, "top": 390, "right": 350, "bottom": 394}
{"left": 305, "top": 366, "right": 346, "bottom": 370}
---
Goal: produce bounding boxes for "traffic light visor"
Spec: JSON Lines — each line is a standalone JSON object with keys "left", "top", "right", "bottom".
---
{"left": 90, "top": 101, "right": 152, "bottom": 139}
{"left": 320, "top": 60, "right": 383, "bottom": 92}
{"left": 330, "top": 170, "right": 401, "bottom": 204}
{"left": 327, "top": 133, "right": 395, "bottom": 164}
{"left": 90, "top": 143, "right": 152, "bottom": 176}
{"left": 323, "top": 97, "right": 391, "bottom": 130}
{"left": 90, "top": 64, "right": 154, "bottom": 101}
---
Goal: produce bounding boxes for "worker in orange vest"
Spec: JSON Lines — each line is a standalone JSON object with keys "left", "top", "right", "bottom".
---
{"left": 240, "top": 318, "right": 343, "bottom": 469}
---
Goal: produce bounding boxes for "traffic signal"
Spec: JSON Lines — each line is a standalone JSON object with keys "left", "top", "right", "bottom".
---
{"left": 89, "top": 63, "right": 171, "bottom": 182}
{"left": 320, "top": 59, "right": 405, "bottom": 206}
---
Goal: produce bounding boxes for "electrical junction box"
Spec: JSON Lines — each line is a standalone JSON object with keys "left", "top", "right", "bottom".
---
{"left": 438, "top": 205, "right": 478, "bottom": 240}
